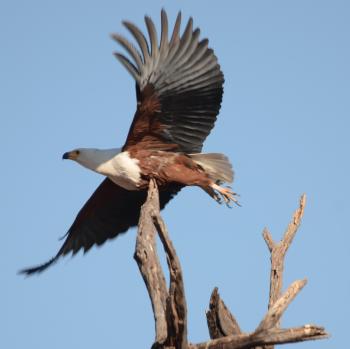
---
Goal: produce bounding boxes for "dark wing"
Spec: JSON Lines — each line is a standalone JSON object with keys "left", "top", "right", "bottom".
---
{"left": 112, "top": 10, "right": 224, "bottom": 153}
{"left": 20, "top": 178, "right": 182, "bottom": 275}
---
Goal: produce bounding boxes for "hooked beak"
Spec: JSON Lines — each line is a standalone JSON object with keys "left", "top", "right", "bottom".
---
{"left": 62, "top": 151, "right": 78, "bottom": 160}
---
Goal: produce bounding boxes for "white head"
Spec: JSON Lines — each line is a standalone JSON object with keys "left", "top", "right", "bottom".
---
{"left": 62, "top": 148, "right": 121, "bottom": 172}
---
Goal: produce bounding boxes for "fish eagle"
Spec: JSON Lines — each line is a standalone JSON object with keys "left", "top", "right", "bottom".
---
{"left": 20, "top": 10, "right": 238, "bottom": 275}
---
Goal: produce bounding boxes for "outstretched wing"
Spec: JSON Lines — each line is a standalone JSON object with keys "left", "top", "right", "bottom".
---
{"left": 20, "top": 179, "right": 182, "bottom": 275}
{"left": 112, "top": 10, "right": 224, "bottom": 153}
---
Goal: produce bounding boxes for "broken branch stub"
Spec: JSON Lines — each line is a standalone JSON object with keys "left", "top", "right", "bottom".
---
{"left": 135, "top": 186, "right": 327, "bottom": 349}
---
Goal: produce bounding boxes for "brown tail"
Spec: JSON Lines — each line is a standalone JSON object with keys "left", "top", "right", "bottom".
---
{"left": 189, "top": 153, "right": 234, "bottom": 184}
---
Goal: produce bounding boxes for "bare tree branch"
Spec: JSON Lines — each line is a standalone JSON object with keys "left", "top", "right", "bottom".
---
{"left": 191, "top": 325, "right": 328, "bottom": 349}
{"left": 134, "top": 179, "right": 168, "bottom": 345}
{"left": 256, "top": 279, "right": 307, "bottom": 332}
{"left": 206, "top": 288, "right": 241, "bottom": 339}
{"left": 154, "top": 212, "right": 188, "bottom": 349}
{"left": 262, "top": 194, "right": 306, "bottom": 349}
{"left": 135, "top": 186, "right": 327, "bottom": 349}
{"left": 263, "top": 194, "right": 306, "bottom": 310}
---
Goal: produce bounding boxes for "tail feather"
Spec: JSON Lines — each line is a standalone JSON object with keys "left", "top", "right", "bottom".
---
{"left": 190, "top": 153, "right": 234, "bottom": 184}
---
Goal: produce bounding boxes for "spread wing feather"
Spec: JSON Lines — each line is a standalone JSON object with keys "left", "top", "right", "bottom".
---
{"left": 20, "top": 179, "right": 182, "bottom": 275}
{"left": 113, "top": 10, "right": 224, "bottom": 153}
{"left": 20, "top": 11, "right": 222, "bottom": 275}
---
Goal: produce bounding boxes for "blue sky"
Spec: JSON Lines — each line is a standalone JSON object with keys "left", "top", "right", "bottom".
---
{"left": 1, "top": 1, "right": 349, "bottom": 348}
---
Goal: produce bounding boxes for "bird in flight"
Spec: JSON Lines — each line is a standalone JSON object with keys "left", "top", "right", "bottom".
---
{"left": 20, "top": 10, "right": 238, "bottom": 275}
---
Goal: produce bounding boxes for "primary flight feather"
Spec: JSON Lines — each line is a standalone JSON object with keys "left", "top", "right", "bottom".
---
{"left": 20, "top": 10, "right": 238, "bottom": 275}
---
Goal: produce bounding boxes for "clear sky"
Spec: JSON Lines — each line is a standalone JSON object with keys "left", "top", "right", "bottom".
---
{"left": 1, "top": 1, "right": 349, "bottom": 348}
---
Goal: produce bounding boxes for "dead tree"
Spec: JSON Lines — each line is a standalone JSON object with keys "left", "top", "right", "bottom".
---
{"left": 134, "top": 179, "right": 328, "bottom": 349}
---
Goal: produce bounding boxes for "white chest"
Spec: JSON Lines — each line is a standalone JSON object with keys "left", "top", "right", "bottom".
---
{"left": 97, "top": 151, "right": 141, "bottom": 190}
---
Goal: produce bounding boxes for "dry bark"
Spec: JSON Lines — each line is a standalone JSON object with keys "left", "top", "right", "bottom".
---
{"left": 134, "top": 179, "right": 169, "bottom": 344}
{"left": 135, "top": 183, "right": 328, "bottom": 349}
{"left": 206, "top": 287, "right": 242, "bottom": 339}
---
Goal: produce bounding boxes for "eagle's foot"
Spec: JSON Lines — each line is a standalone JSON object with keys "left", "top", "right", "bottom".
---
{"left": 211, "top": 183, "right": 241, "bottom": 208}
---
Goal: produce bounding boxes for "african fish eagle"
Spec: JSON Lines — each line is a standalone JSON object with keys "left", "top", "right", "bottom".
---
{"left": 20, "top": 10, "right": 238, "bottom": 275}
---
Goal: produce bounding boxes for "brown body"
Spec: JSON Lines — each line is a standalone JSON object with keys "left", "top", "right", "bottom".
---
{"left": 20, "top": 11, "right": 237, "bottom": 275}
{"left": 129, "top": 149, "right": 211, "bottom": 189}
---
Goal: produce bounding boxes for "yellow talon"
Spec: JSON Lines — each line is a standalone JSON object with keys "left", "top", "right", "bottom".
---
{"left": 211, "top": 183, "right": 241, "bottom": 207}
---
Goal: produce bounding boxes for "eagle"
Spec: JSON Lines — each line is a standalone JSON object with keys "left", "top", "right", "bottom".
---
{"left": 20, "top": 10, "right": 238, "bottom": 275}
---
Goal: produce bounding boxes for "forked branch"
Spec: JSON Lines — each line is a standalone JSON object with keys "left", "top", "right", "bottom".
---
{"left": 135, "top": 183, "right": 328, "bottom": 349}
{"left": 135, "top": 179, "right": 187, "bottom": 348}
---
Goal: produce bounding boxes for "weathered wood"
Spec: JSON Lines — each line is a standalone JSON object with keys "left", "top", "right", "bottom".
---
{"left": 154, "top": 213, "right": 188, "bottom": 349}
{"left": 134, "top": 179, "right": 169, "bottom": 345}
{"left": 135, "top": 186, "right": 327, "bottom": 349}
{"left": 262, "top": 194, "right": 306, "bottom": 349}
{"left": 135, "top": 180, "right": 188, "bottom": 348}
{"left": 206, "top": 288, "right": 241, "bottom": 339}
{"left": 256, "top": 279, "right": 307, "bottom": 332}
{"left": 191, "top": 325, "right": 327, "bottom": 349}
{"left": 263, "top": 195, "right": 306, "bottom": 309}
